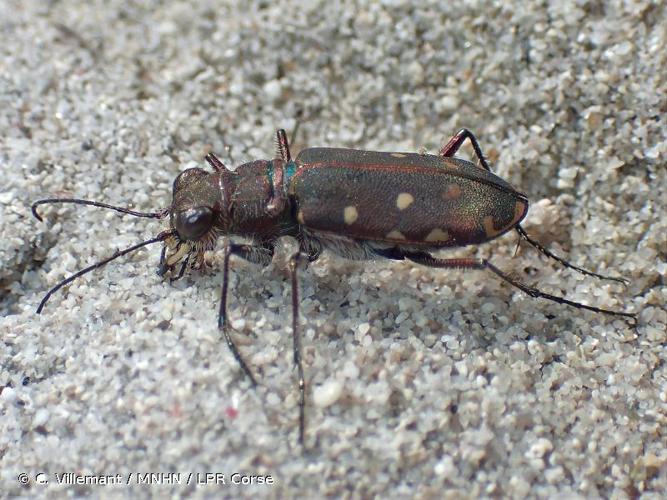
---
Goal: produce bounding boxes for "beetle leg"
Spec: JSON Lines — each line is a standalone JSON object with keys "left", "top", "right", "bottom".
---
{"left": 219, "top": 242, "right": 257, "bottom": 386}
{"left": 403, "top": 250, "right": 636, "bottom": 323}
{"left": 267, "top": 131, "right": 291, "bottom": 216}
{"left": 288, "top": 250, "right": 306, "bottom": 445}
{"left": 439, "top": 128, "right": 492, "bottom": 172}
{"left": 231, "top": 242, "right": 275, "bottom": 267}
{"left": 441, "top": 130, "right": 630, "bottom": 285}
{"left": 515, "top": 226, "right": 630, "bottom": 284}
{"left": 205, "top": 152, "right": 228, "bottom": 173}
{"left": 157, "top": 244, "right": 168, "bottom": 276}
{"left": 266, "top": 162, "right": 287, "bottom": 216}
{"left": 276, "top": 129, "right": 292, "bottom": 162}
{"left": 224, "top": 240, "right": 307, "bottom": 443}
{"left": 217, "top": 242, "right": 276, "bottom": 385}
{"left": 290, "top": 107, "right": 303, "bottom": 146}
{"left": 297, "top": 233, "right": 322, "bottom": 263}
{"left": 170, "top": 252, "right": 191, "bottom": 282}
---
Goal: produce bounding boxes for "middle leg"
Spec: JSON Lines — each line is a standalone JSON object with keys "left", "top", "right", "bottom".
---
{"left": 288, "top": 250, "right": 306, "bottom": 445}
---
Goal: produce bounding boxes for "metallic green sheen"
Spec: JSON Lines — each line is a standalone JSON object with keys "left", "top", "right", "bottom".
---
{"left": 291, "top": 148, "right": 528, "bottom": 248}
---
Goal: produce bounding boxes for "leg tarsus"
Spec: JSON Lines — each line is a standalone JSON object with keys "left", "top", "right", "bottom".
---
{"left": 515, "top": 225, "right": 630, "bottom": 285}
{"left": 290, "top": 108, "right": 303, "bottom": 147}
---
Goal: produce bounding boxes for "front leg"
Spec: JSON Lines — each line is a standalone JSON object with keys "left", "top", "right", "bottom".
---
{"left": 218, "top": 242, "right": 275, "bottom": 386}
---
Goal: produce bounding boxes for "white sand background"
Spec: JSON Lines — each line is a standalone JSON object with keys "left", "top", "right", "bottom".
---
{"left": 1, "top": 0, "right": 665, "bottom": 497}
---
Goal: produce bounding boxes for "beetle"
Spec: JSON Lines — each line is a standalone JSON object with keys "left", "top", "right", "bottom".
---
{"left": 32, "top": 128, "right": 636, "bottom": 445}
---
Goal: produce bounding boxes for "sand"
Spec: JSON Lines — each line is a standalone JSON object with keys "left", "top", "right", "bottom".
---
{"left": 1, "top": 0, "right": 665, "bottom": 497}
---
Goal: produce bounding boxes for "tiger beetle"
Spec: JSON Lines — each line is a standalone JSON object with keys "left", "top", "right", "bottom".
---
{"left": 32, "top": 128, "right": 637, "bottom": 446}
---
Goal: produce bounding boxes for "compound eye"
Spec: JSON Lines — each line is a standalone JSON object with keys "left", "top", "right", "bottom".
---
{"left": 173, "top": 207, "right": 213, "bottom": 240}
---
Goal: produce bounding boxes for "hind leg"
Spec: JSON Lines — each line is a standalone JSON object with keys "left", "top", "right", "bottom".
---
{"left": 439, "top": 128, "right": 492, "bottom": 172}
{"left": 401, "top": 249, "right": 636, "bottom": 322}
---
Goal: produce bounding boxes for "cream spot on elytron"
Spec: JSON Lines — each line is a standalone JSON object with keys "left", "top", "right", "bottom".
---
{"left": 424, "top": 228, "right": 449, "bottom": 243}
{"left": 512, "top": 200, "right": 527, "bottom": 226}
{"left": 390, "top": 153, "right": 406, "bottom": 158}
{"left": 343, "top": 206, "right": 358, "bottom": 225}
{"left": 386, "top": 230, "right": 406, "bottom": 240}
{"left": 297, "top": 210, "right": 305, "bottom": 224}
{"left": 443, "top": 184, "right": 462, "bottom": 200}
{"left": 396, "top": 192, "right": 414, "bottom": 211}
{"left": 483, "top": 215, "right": 501, "bottom": 238}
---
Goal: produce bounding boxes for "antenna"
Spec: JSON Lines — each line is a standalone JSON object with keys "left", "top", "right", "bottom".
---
{"left": 31, "top": 198, "right": 167, "bottom": 222}
{"left": 36, "top": 230, "right": 174, "bottom": 313}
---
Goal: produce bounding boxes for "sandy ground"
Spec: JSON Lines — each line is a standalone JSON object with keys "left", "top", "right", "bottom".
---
{"left": 1, "top": 0, "right": 665, "bottom": 497}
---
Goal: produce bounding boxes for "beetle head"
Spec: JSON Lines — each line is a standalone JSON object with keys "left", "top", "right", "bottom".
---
{"left": 159, "top": 164, "right": 235, "bottom": 276}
